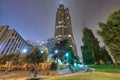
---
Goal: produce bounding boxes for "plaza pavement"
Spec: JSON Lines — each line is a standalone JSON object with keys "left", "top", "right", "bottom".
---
{"left": 0, "top": 69, "right": 88, "bottom": 80}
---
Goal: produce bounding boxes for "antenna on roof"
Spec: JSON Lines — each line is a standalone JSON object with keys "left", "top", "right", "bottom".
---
{"left": 58, "top": 0, "right": 67, "bottom": 6}
{"left": 59, "top": 0, "right": 64, "bottom": 4}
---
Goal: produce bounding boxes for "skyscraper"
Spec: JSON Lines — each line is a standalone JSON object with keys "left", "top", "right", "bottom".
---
{"left": 54, "top": 4, "right": 77, "bottom": 56}
{"left": 0, "top": 25, "right": 28, "bottom": 54}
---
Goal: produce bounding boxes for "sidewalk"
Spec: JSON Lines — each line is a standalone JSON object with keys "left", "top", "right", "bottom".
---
{"left": 0, "top": 69, "right": 89, "bottom": 80}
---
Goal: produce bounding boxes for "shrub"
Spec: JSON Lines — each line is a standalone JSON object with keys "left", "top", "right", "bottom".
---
{"left": 50, "top": 62, "right": 57, "bottom": 70}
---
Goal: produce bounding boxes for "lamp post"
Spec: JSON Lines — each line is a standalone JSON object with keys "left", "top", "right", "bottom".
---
{"left": 55, "top": 50, "right": 58, "bottom": 54}
{"left": 22, "top": 48, "right": 27, "bottom": 53}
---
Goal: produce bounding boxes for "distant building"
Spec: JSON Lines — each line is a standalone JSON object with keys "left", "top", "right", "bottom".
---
{"left": 54, "top": 4, "right": 77, "bottom": 56}
{"left": 47, "top": 38, "right": 55, "bottom": 54}
{"left": 26, "top": 40, "right": 47, "bottom": 53}
{"left": 0, "top": 25, "right": 27, "bottom": 54}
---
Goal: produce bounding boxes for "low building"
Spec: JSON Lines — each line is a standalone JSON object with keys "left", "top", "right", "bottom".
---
{"left": 47, "top": 38, "right": 55, "bottom": 54}
{"left": 0, "top": 25, "right": 27, "bottom": 54}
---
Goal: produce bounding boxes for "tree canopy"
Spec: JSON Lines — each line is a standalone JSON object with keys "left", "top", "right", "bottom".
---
{"left": 25, "top": 47, "right": 48, "bottom": 64}
{"left": 52, "top": 39, "right": 76, "bottom": 66}
{"left": 98, "top": 10, "right": 120, "bottom": 61}
{"left": 82, "top": 27, "right": 101, "bottom": 64}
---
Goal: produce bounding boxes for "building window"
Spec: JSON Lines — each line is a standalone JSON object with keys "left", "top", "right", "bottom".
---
{"left": 58, "top": 35, "right": 62, "bottom": 37}
{"left": 67, "top": 16, "right": 69, "bottom": 19}
{"left": 58, "top": 21, "right": 61, "bottom": 24}
{"left": 68, "top": 35, "right": 72, "bottom": 37}
{"left": 59, "top": 11, "right": 61, "bottom": 13}
{"left": 58, "top": 21, "right": 63, "bottom": 24}
{"left": 64, "top": 26, "right": 67, "bottom": 28}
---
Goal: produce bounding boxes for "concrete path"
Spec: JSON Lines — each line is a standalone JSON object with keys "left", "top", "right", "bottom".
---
{"left": 0, "top": 69, "right": 92, "bottom": 80}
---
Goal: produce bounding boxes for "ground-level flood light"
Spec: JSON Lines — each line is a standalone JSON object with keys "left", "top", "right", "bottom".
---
{"left": 22, "top": 48, "right": 27, "bottom": 53}
{"left": 55, "top": 50, "right": 58, "bottom": 54}
{"left": 40, "top": 50, "right": 44, "bottom": 53}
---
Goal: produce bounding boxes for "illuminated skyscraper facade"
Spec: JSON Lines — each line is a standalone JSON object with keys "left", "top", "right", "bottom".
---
{"left": 0, "top": 25, "right": 27, "bottom": 54}
{"left": 54, "top": 4, "right": 77, "bottom": 56}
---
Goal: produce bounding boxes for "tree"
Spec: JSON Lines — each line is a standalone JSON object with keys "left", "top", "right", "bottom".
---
{"left": 82, "top": 27, "right": 101, "bottom": 64}
{"left": 25, "top": 47, "right": 48, "bottom": 64}
{"left": 10, "top": 53, "right": 20, "bottom": 65}
{"left": 98, "top": 10, "right": 120, "bottom": 62}
{"left": 25, "top": 47, "right": 41, "bottom": 64}
{"left": 40, "top": 48, "right": 48, "bottom": 63}
{"left": 18, "top": 54, "right": 26, "bottom": 64}
{"left": 81, "top": 46, "right": 95, "bottom": 64}
{"left": 0, "top": 54, "right": 8, "bottom": 64}
{"left": 0, "top": 52, "right": 20, "bottom": 65}
{"left": 52, "top": 39, "right": 75, "bottom": 66}
{"left": 100, "top": 47, "right": 113, "bottom": 65}
{"left": 52, "top": 39, "right": 70, "bottom": 59}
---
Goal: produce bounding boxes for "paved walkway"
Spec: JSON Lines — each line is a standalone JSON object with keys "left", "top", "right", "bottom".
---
{"left": 0, "top": 71, "right": 58, "bottom": 80}
{"left": 0, "top": 69, "right": 88, "bottom": 80}
{"left": 57, "top": 69, "right": 87, "bottom": 76}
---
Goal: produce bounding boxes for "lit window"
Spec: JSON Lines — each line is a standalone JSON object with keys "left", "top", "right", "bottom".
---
{"left": 67, "top": 17, "right": 69, "bottom": 19}
{"left": 62, "top": 25, "right": 64, "bottom": 27}
{"left": 68, "top": 35, "right": 71, "bottom": 37}
{"left": 70, "top": 45, "right": 72, "bottom": 47}
{"left": 59, "top": 25, "right": 61, "bottom": 28}
{"left": 58, "top": 35, "right": 62, "bottom": 37}
{"left": 56, "top": 26, "right": 61, "bottom": 28}
{"left": 64, "top": 26, "right": 67, "bottom": 28}
{"left": 59, "top": 11, "right": 61, "bottom": 13}
{"left": 58, "top": 21, "right": 63, "bottom": 24}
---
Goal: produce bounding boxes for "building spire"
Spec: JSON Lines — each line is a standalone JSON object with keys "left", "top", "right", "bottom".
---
{"left": 59, "top": 0, "right": 66, "bottom": 6}
{"left": 59, "top": 0, "right": 64, "bottom": 4}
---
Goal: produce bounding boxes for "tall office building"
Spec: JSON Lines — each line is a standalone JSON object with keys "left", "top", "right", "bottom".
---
{"left": 47, "top": 38, "right": 55, "bottom": 54}
{"left": 54, "top": 4, "right": 77, "bottom": 56}
{"left": 0, "top": 25, "right": 27, "bottom": 54}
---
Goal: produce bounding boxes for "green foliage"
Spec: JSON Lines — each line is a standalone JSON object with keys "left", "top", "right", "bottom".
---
{"left": 98, "top": 10, "right": 120, "bottom": 61}
{"left": 25, "top": 47, "right": 48, "bottom": 64}
{"left": 0, "top": 53, "right": 20, "bottom": 65}
{"left": 10, "top": 53, "right": 20, "bottom": 65}
{"left": 40, "top": 51, "right": 48, "bottom": 63}
{"left": 18, "top": 54, "right": 26, "bottom": 64}
{"left": 25, "top": 47, "right": 41, "bottom": 64}
{"left": 67, "top": 51, "right": 75, "bottom": 65}
{"left": 0, "top": 47, "right": 49, "bottom": 66}
{"left": 52, "top": 39, "right": 70, "bottom": 53}
{"left": 82, "top": 27, "right": 101, "bottom": 64}
{"left": 89, "top": 65, "right": 120, "bottom": 73}
{"left": 81, "top": 46, "right": 95, "bottom": 64}
{"left": 100, "top": 47, "right": 113, "bottom": 65}
{"left": 50, "top": 62, "right": 57, "bottom": 70}
{"left": 52, "top": 39, "right": 75, "bottom": 67}
{"left": 42, "top": 73, "right": 120, "bottom": 80}
{"left": 0, "top": 54, "right": 8, "bottom": 64}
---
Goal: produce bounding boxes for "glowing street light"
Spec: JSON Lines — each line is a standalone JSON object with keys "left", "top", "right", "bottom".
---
{"left": 66, "top": 53, "right": 69, "bottom": 57}
{"left": 40, "top": 50, "right": 44, "bottom": 54}
{"left": 55, "top": 50, "right": 58, "bottom": 54}
{"left": 22, "top": 48, "right": 27, "bottom": 53}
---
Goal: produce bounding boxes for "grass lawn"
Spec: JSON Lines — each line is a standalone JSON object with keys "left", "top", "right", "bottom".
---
{"left": 40, "top": 65, "right": 120, "bottom": 80}
{"left": 42, "top": 73, "right": 120, "bottom": 80}
{"left": 88, "top": 65, "right": 120, "bottom": 73}
{"left": 28, "top": 65, "right": 120, "bottom": 80}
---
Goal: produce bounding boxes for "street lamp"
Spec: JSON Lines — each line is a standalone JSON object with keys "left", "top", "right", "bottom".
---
{"left": 22, "top": 48, "right": 27, "bottom": 53}
{"left": 66, "top": 53, "right": 69, "bottom": 57}
{"left": 55, "top": 50, "right": 58, "bottom": 54}
{"left": 40, "top": 50, "right": 44, "bottom": 54}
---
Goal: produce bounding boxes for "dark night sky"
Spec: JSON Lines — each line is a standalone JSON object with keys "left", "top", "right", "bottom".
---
{"left": 0, "top": 0, "right": 120, "bottom": 58}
